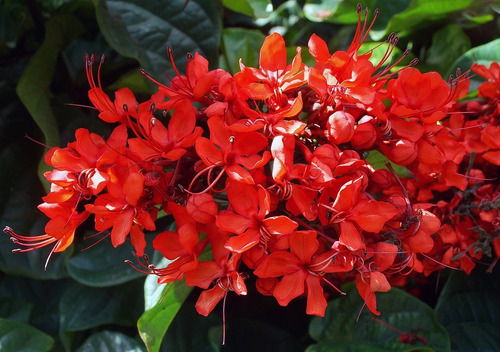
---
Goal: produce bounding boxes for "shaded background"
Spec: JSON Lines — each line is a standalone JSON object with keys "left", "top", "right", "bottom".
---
{"left": 0, "top": 0, "right": 499, "bottom": 351}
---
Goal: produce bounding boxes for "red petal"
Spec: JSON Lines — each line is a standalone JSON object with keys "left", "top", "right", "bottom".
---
{"left": 273, "top": 270, "right": 306, "bottom": 306}
{"left": 370, "top": 271, "right": 391, "bottom": 292}
{"left": 195, "top": 285, "right": 226, "bottom": 316}
{"left": 224, "top": 228, "right": 261, "bottom": 253}
{"left": 259, "top": 33, "right": 287, "bottom": 72}
{"left": 289, "top": 231, "right": 318, "bottom": 264}
{"left": 130, "top": 225, "right": 146, "bottom": 257}
{"left": 308, "top": 34, "right": 330, "bottom": 63}
{"left": 254, "top": 251, "right": 300, "bottom": 278}
{"left": 263, "top": 216, "right": 298, "bottom": 235}
{"left": 216, "top": 211, "right": 255, "bottom": 235}
{"left": 349, "top": 200, "right": 397, "bottom": 233}
{"left": 185, "top": 261, "right": 224, "bottom": 289}
{"left": 124, "top": 173, "right": 144, "bottom": 206}
{"left": 168, "top": 102, "right": 196, "bottom": 143}
{"left": 110, "top": 208, "right": 134, "bottom": 247}
{"left": 306, "top": 275, "right": 327, "bottom": 316}
{"left": 339, "top": 221, "right": 365, "bottom": 251}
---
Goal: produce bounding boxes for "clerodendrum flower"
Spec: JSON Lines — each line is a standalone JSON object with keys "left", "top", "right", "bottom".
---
{"left": 5, "top": 4, "right": 499, "bottom": 330}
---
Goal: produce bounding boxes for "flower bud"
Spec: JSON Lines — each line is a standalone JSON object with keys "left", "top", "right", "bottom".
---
{"left": 351, "top": 122, "right": 376, "bottom": 149}
{"left": 327, "top": 111, "right": 355, "bottom": 144}
{"left": 380, "top": 139, "right": 417, "bottom": 165}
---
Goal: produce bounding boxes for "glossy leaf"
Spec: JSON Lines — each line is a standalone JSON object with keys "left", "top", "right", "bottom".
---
{"left": 435, "top": 269, "right": 500, "bottom": 352}
{"left": 0, "top": 317, "right": 54, "bottom": 352}
{"left": 67, "top": 237, "right": 152, "bottom": 287}
{"left": 59, "top": 281, "right": 143, "bottom": 331}
{"left": 96, "top": 0, "right": 222, "bottom": 84}
{"left": 222, "top": 28, "right": 265, "bottom": 74}
{"left": 76, "top": 330, "right": 145, "bottom": 352}
{"left": 308, "top": 284, "right": 450, "bottom": 352}
{"left": 138, "top": 280, "right": 193, "bottom": 352}
{"left": 448, "top": 38, "right": 500, "bottom": 75}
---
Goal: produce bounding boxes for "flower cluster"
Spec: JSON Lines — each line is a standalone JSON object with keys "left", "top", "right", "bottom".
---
{"left": 5, "top": 6, "right": 499, "bottom": 319}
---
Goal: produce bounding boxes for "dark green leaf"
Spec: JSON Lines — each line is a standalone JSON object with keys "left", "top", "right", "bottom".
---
{"left": 308, "top": 284, "right": 450, "bottom": 352}
{"left": 222, "top": 28, "right": 265, "bottom": 74}
{"left": 435, "top": 269, "right": 500, "bottom": 352}
{"left": 0, "top": 317, "right": 53, "bottom": 352}
{"left": 209, "top": 318, "right": 303, "bottom": 352}
{"left": 369, "top": 0, "right": 412, "bottom": 39}
{"left": 96, "top": 0, "right": 222, "bottom": 84}
{"left": 67, "top": 236, "right": 152, "bottom": 287}
{"left": 0, "top": 296, "right": 33, "bottom": 323}
{"left": 160, "top": 304, "right": 220, "bottom": 352}
{"left": 76, "top": 331, "right": 145, "bottom": 352}
{"left": 59, "top": 281, "right": 144, "bottom": 331}
{"left": 426, "top": 24, "right": 470, "bottom": 74}
{"left": 16, "top": 14, "right": 85, "bottom": 189}
{"left": 138, "top": 280, "right": 193, "bottom": 352}
{"left": 0, "top": 276, "right": 70, "bottom": 336}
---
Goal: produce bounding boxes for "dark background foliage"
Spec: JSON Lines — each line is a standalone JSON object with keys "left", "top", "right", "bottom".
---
{"left": 0, "top": 0, "right": 499, "bottom": 351}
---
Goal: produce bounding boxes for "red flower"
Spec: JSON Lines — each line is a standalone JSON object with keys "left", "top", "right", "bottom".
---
{"left": 255, "top": 230, "right": 337, "bottom": 316}
{"left": 217, "top": 182, "right": 297, "bottom": 253}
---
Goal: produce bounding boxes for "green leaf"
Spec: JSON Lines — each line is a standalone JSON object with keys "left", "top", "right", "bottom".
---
{"left": 222, "top": 0, "right": 272, "bottom": 19}
{"left": 221, "top": 28, "right": 265, "bottom": 74}
{"left": 59, "top": 281, "right": 144, "bottom": 331}
{"left": 425, "top": 24, "right": 470, "bottom": 75}
{"left": 365, "top": 150, "right": 412, "bottom": 178}
{"left": 143, "top": 256, "right": 174, "bottom": 311}
{"left": 371, "top": 0, "right": 473, "bottom": 40}
{"left": 67, "top": 236, "right": 152, "bottom": 287}
{"left": 0, "top": 296, "right": 33, "bottom": 323}
{"left": 160, "top": 304, "right": 220, "bottom": 352}
{"left": 448, "top": 39, "right": 500, "bottom": 75}
{"left": 96, "top": 0, "right": 222, "bottom": 84}
{"left": 15, "top": 14, "right": 84, "bottom": 190}
{"left": 435, "top": 269, "right": 500, "bottom": 351}
{"left": 138, "top": 280, "right": 193, "bottom": 352}
{"left": 308, "top": 284, "right": 450, "bottom": 352}
{"left": 107, "top": 70, "right": 152, "bottom": 95}
{"left": 0, "top": 276, "right": 70, "bottom": 336}
{"left": 76, "top": 331, "right": 145, "bottom": 352}
{"left": 0, "top": 317, "right": 53, "bottom": 352}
